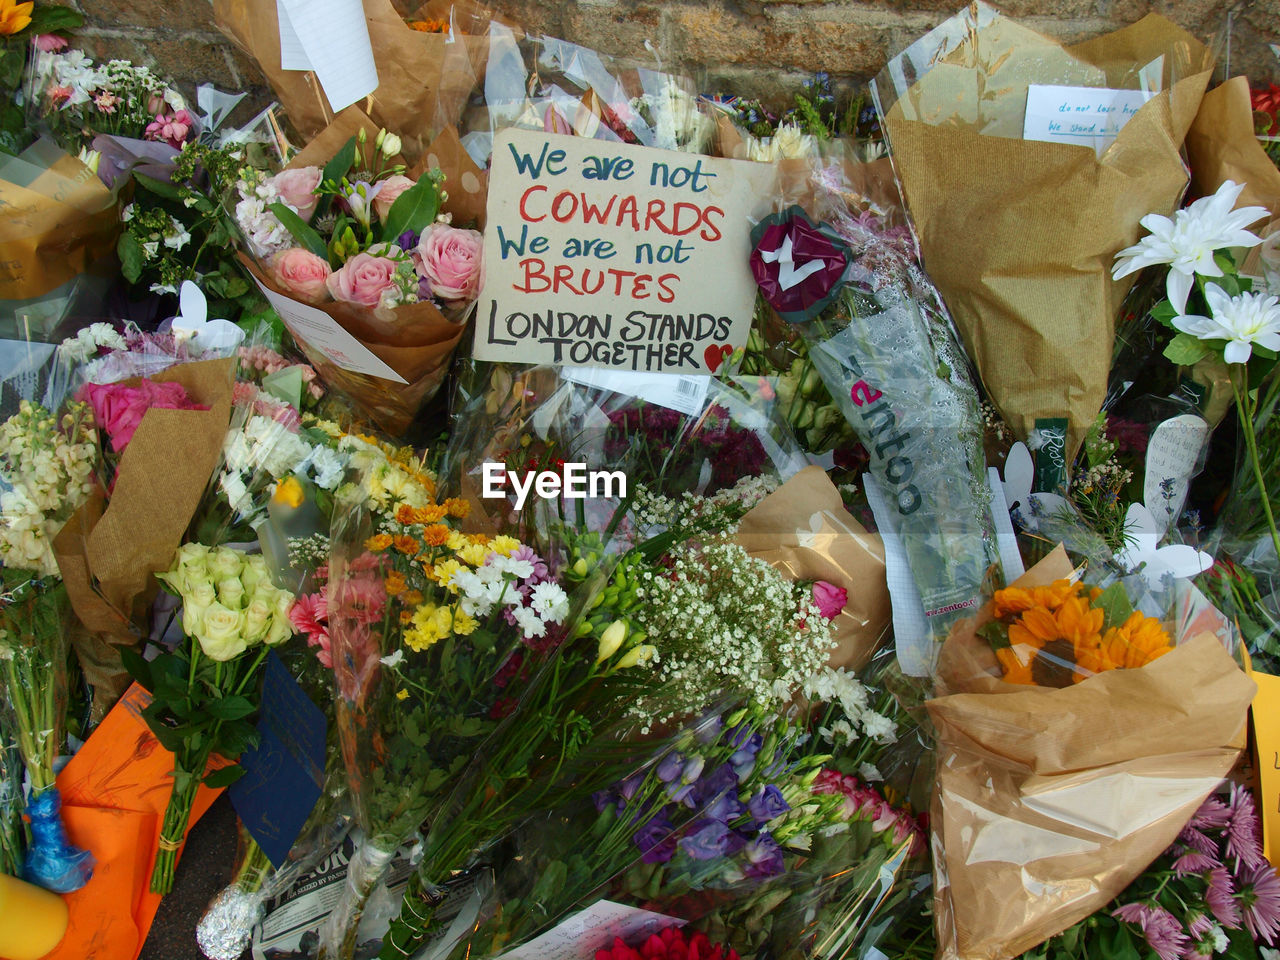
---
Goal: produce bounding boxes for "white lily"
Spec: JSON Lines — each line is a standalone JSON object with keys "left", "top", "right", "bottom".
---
{"left": 1113, "top": 179, "right": 1268, "bottom": 314}
{"left": 1172, "top": 283, "right": 1280, "bottom": 364}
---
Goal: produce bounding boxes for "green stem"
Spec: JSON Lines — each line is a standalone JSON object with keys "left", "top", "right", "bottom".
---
{"left": 1232, "top": 365, "right": 1280, "bottom": 564}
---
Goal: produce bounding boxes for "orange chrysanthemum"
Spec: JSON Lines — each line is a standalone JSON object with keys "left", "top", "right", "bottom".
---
{"left": 0, "top": 0, "right": 33, "bottom": 35}
{"left": 407, "top": 17, "right": 448, "bottom": 32}
{"left": 365, "top": 533, "right": 393, "bottom": 552}
{"left": 393, "top": 535, "right": 420, "bottom": 555}
{"left": 384, "top": 571, "right": 408, "bottom": 596}
{"left": 443, "top": 497, "right": 470, "bottom": 519}
{"left": 421, "top": 524, "right": 450, "bottom": 547}
{"left": 403, "top": 589, "right": 424, "bottom": 607}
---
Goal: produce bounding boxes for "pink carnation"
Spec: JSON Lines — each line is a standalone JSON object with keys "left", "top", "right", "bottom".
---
{"left": 82, "top": 379, "right": 208, "bottom": 453}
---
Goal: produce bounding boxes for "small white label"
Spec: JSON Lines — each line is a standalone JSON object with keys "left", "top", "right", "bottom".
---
{"left": 253, "top": 279, "right": 408, "bottom": 384}
{"left": 1143, "top": 414, "right": 1209, "bottom": 536}
{"left": 1023, "top": 84, "right": 1152, "bottom": 156}
{"left": 496, "top": 900, "right": 684, "bottom": 960}
{"left": 562, "top": 366, "right": 709, "bottom": 417}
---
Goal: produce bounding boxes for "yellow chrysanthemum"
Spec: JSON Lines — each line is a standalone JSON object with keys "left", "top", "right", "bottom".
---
{"left": 405, "top": 602, "right": 449, "bottom": 652}
{"left": 489, "top": 535, "right": 521, "bottom": 557}
{"left": 443, "top": 497, "right": 471, "bottom": 519}
{"left": 456, "top": 542, "right": 490, "bottom": 567}
{"left": 446, "top": 531, "right": 470, "bottom": 552}
{"left": 365, "top": 534, "right": 393, "bottom": 552}
{"left": 451, "top": 609, "right": 478, "bottom": 636}
{"left": 433, "top": 559, "right": 463, "bottom": 591}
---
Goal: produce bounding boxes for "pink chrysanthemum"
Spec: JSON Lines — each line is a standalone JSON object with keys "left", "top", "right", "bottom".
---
{"left": 1110, "top": 903, "right": 1187, "bottom": 960}
{"left": 1226, "top": 783, "right": 1267, "bottom": 871}
{"left": 1185, "top": 912, "right": 1212, "bottom": 940}
{"left": 1179, "top": 825, "right": 1219, "bottom": 857}
{"left": 1172, "top": 848, "right": 1221, "bottom": 876}
{"left": 1206, "top": 866, "right": 1242, "bottom": 927}
{"left": 1190, "top": 794, "right": 1232, "bottom": 831}
{"left": 1238, "top": 863, "right": 1280, "bottom": 944}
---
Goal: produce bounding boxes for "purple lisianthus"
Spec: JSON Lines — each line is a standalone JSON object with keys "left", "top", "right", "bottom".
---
{"left": 747, "top": 785, "right": 790, "bottom": 826}
{"left": 397, "top": 229, "right": 420, "bottom": 251}
{"left": 743, "top": 832, "right": 786, "bottom": 879}
{"left": 726, "top": 727, "right": 762, "bottom": 779}
{"left": 657, "top": 752, "right": 685, "bottom": 783}
{"left": 680, "top": 819, "right": 746, "bottom": 861}
{"left": 702, "top": 788, "right": 744, "bottom": 824}
{"left": 695, "top": 764, "right": 741, "bottom": 809}
{"left": 634, "top": 816, "right": 677, "bottom": 864}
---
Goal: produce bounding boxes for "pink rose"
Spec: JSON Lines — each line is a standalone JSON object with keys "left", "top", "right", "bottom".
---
{"left": 82, "top": 379, "right": 209, "bottom": 453}
{"left": 271, "top": 247, "right": 332, "bottom": 304}
{"left": 812, "top": 580, "right": 847, "bottom": 620}
{"left": 372, "top": 175, "right": 415, "bottom": 223}
{"left": 415, "top": 225, "right": 482, "bottom": 301}
{"left": 270, "top": 166, "right": 323, "bottom": 221}
{"left": 325, "top": 253, "right": 400, "bottom": 307}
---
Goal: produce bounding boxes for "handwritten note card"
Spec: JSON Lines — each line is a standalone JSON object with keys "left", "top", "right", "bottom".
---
{"left": 253, "top": 279, "right": 408, "bottom": 384}
{"left": 1023, "top": 84, "right": 1152, "bottom": 156}
{"left": 474, "top": 129, "right": 777, "bottom": 374}
{"left": 277, "top": 0, "right": 378, "bottom": 113}
{"left": 1144, "top": 414, "right": 1209, "bottom": 536}
{"left": 496, "top": 900, "right": 684, "bottom": 960}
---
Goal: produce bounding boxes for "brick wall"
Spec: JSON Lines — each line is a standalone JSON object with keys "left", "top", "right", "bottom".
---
{"left": 62, "top": 0, "right": 1280, "bottom": 122}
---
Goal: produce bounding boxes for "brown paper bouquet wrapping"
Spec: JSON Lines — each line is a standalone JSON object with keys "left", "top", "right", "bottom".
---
{"left": 240, "top": 108, "right": 487, "bottom": 434}
{"left": 882, "top": 13, "right": 1214, "bottom": 463}
{"left": 53, "top": 359, "right": 235, "bottom": 716}
{"left": 926, "top": 548, "right": 1255, "bottom": 960}
{"left": 212, "top": 0, "right": 498, "bottom": 162}
{"left": 735, "top": 466, "right": 890, "bottom": 672}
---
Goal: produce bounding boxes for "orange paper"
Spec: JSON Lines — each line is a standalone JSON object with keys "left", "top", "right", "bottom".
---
{"left": 1251, "top": 668, "right": 1280, "bottom": 869}
{"left": 47, "top": 684, "right": 226, "bottom": 960}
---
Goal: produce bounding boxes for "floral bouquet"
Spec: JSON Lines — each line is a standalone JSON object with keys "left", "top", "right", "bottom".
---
{"left": 0, "top": 0, "right": 81, "bottom": 156}
{"left": 926, "top": 546, "right": 1256, "bottom": 960}
{"left": 233, "top": 108, "right": 478, "bottom": 432}
{"left": 0, "top": 395, "right": 98, "bottom": 892}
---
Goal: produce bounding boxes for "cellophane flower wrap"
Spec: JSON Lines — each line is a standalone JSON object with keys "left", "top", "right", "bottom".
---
{"left": 0, "top": 392, "right": 98, "bottom": 892}
{"left": 926, "top": 546, "right": 1256, "bottom": 960}
{"left": 748, "top": 146, "right": 995, "bottom": 676}
{"left": 231, "top": 108, "right": 478, "bottom": 434}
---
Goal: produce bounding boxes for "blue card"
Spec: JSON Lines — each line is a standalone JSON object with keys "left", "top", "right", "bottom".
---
{"left": 230, "top": 652, "right": 327, "bottom": 867}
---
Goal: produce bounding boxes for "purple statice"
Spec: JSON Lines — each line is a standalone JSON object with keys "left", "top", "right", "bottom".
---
{"left": 1205, "top": 866, "right": 1242, "bottom": 927}
{"left": 746, "top": 785, "right": 790, "bottom": 826}
{"left": 742, "top": 831, "right": 786, "bottom": 880}
{"left": 1238, "top": 862, "right": 1280, "bottom": 944}
{"left": 1225, "top": 782, "right": 1267, "bottom": 871}
{"left": 634, "top": 816, "right": 678, "bottom": 864}
{"left": 1110, "top": 903, "right": 1188, "bottom": 960}
{"left": 679, "top": 819, "right": 745, "bottom": 861}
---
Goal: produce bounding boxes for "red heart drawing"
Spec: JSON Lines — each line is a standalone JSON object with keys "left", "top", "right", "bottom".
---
{"left": 703, "top": 344, "right": 732, "bottom": 373}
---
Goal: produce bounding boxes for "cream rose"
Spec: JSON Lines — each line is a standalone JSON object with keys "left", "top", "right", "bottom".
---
{"left": 269, "top": 166, "right": 322, "bottom": 221}
{"left": 264, "top": 590, "right": 297, "bottom": 646}
{"left": 243, "top": 597, "right": 273, "bottom": 644}
{"left": 181, "top": 581, "right": 218, "bottom": 638}
{"left": 271, "top": 248, "right": 332, "bottom": 304}
{"left": 326, "top": 253, "right": 401, "bottom": 307}
{"left": 372, "top": 175, "right": 415, "bottom": 224}
{"left": 207, "top": 549, "right": 244, "bottom": 581}
{"left": 195, "top": 602, "right": 249, "bottom": 661}
{"left": 216, "top": 576, "right": 246, "bottom": 609}
{"left": 415, "top": 225, "right": 483, "bottom": 301}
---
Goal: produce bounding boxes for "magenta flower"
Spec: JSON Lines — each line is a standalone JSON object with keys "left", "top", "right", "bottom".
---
{"left": 1205, "top": 866, "right": 1242, "bottom": 927}
{"left": 1238, "top": 863, "right": 1280, "bottom": 943}
{"left": 1111, "top": 903, "right": 1188, "bottom": 960}
{"left": 1189, "top": 794, "right": 1232, "bottom": 831}
{"left": 812, "top": 580, "right": 848, "bottom": 620}
{"left": 1172, "top": 848, "right": 1220, "bottom": 876}
{"left": 1226, "top": 782, "right": 1267, "bottom": 871}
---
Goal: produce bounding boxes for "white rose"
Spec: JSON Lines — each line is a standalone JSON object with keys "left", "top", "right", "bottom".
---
{"left": 206, "top": 548, "right": 244, "bottom": 581}
{"left": 216, "top": 576, "right": 246, "bottom": 610}
{"left": 195, "top": 602, "right": 249, "bottom": 661}
{"left": 243, "top": 597, "right": 272, "bottom": 644}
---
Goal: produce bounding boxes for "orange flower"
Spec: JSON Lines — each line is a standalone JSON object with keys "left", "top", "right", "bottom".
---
{"left": 384, "top": 571, "right": 408, "bottom": 596}
{"left": 393, "top": 535, "right": 420, "bottom": 555}
{"left": 995, "top": 588, "right": 1103, "bottom": 688}
{"left": 996, "top": 646, "right": 1036, "bottom": 685}
{"left": 395, "top": 504, "right": 417, "bottom": 525}
{"left": 421, "top": 524, "right": 450, "bottom": 547}
{"left": 400, "top": 610, "right": 413, "bottom": 624}
{"left": 1093, "top": 612, "right": 1173, "bottom": 671}
{"left": 443, "top": 497, "right": 470, "bottom": 519}
{"left": 992, "top": 579, "right": 1080, "bottom": 620}
{"left": 0, "top": 0, "right": 33, "bottom": 35}
{"left": 365, "top": 534, "right": 393, "bottom": 552}
{"left": 403, "top": 589, "right": 424, "bottom": 607}
{"left": 407, "top": 16, "right": 448, "bottom": 32}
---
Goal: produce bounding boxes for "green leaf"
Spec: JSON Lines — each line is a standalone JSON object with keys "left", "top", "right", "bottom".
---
{"left": 119, "top": 645, "right": 154, "bottom": 690}
{"left": 976, "top": 620, "right": 1009, "bottom": 650}
{"left": 1094, "top": 582, "right": 1134, "bottom": 632}
{"left": 379, "top": 177, "right": 441, "bottom": 245}
{"left": 206, "top": 695, "right": 256, "bottom": 721}
{"left": 1149, "top": 300, "right": 1178, "bottom": 325}
{"left": 322, "top": 136, "right": 358, "bottom": 188}
{"left": 134, "top": 172, "right": 183, "bottom": 201}
{"left": 203, "top": 764, "right": 247, "bottom": 789}
{"left": 268, "top": 202, "right": 328, "bottom": 259}
{"left": 118, "top": 233, "right": 145, "bottom": 285}
{"left": 1163, "top": 333, "right": 1211, "bottom": 367}
{"left": 27, "top": 5, "right": 83, "bottom": 33}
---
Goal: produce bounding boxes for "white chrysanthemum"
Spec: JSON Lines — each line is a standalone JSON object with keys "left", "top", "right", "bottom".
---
{"left": 528, "top": 581, "right": 569, "bottom": 623}
{"left": 488, "top": 554, "right": 534, "bottom": 581}
{"left": 1172, "top": 283, "right": 1280, "bottom": 364}
{"left": 1113, "top": 180, "right": 1268, "bottom": 314}
{"left": 859, "top": 761, "right": 883, "bottom": 782}
{"left": 511, "top": 603, "right": 546, "bottom": 639}
{"left": 303, "top": 445, "right": 346, "bottom": 490}
{"left": 861, "top": 711, "right": 897, "bottom": 745}
{"left": 746, "top": 122, "right": 818, "bottom": 163}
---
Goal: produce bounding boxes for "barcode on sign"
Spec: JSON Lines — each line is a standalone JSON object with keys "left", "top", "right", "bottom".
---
{"left": 675, "top": 378, "right": 700, "bottom": 396}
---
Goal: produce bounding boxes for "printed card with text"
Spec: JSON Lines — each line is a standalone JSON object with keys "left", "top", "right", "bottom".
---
{"left": 474, "top": 130, "right": 777, "bottom": 374}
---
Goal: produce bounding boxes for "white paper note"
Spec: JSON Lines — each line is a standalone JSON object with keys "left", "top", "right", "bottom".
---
{"left": 496, "top": 900, "right": 684, "bottom": 960}
{"left": 252, "top": 280, "right": 408, "bottom": 384}
{"left": 1023, "top": 84, "right": 1151, "bottom": 156}
{"left": 1143, "top": 414, "right": 1209, "bottom": 536}
{"left": 277, "top": 0, "right": 378, "bottom": 113}
{"left": 276, "top": 0, "right": 312, "bottom": 70}
{"left": 863, "top": 473, "right": 934, "bottom": 677}
{"left": 561, "top": 366, "right": 709, "bottom": 417}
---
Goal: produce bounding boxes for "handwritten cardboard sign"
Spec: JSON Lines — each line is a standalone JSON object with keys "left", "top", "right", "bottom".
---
{"left": 474, "top": 129, "right": 776, "bottom": 374}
